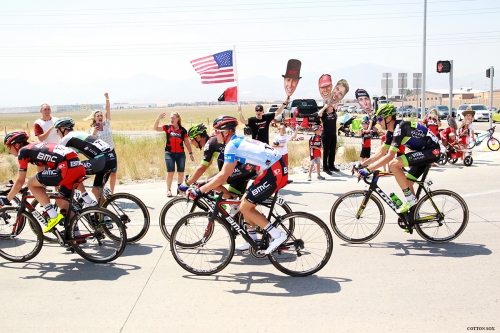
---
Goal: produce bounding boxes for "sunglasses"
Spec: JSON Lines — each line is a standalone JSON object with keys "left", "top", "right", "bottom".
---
{"left": 255, "top": 109, "right": 263, "bottom": 112}
{"left": 376, "top": 117, "right": 384, "bottom": 122}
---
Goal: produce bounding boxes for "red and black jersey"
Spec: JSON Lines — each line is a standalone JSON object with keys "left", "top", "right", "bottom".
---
{"left": 17, "top": 142, "right": 80, "bottom": 172}
{"left": 361, "top": 129, "right": 372, "bottom": 148}
{"left": 423, "top": 118, "right": 439, "bottom": 136}
{"left": 163, "top": 125, "right": 188, "bottom": 153}
{"left": 309, "top": 134, "right": 322, "bottom": 160}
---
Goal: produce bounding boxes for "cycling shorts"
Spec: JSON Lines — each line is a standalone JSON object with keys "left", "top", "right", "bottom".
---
{"left": 400, "top": 147, "right": 440, "bottom": 180}
{"left": 245, "top": 159, "right": 288, "bottom": 205}
{"left": 36, "top": 158, "right": 86, "bottom": 197}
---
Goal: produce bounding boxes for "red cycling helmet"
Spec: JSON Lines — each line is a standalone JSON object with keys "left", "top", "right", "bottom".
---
{"left": 213, "top": 115, "right": 238, "bottom": 130}
{"left": 4, "top": 131, "right": 29, "bottom": 146}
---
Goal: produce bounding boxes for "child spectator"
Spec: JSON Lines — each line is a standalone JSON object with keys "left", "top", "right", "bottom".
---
{"left": 308, "top": 125, "right": 325, "bottom": 181}
{"left": 458, "top": 119, "right": 471, "bottom": 161}
{"left": 359, "top": 120, "right": 372, "bottom": 162}
{"left": 421, "top": 108, "right": 441, "bottom": 136}
{"left": 272, "top": 123, "right": 298, "bottom": 166}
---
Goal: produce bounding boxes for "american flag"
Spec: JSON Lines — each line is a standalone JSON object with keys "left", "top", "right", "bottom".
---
{"left": 190, "top": 50, "right": 235, "bottom": 84}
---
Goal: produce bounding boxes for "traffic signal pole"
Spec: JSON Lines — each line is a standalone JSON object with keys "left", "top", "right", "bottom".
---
{"left": 449, "top": 60, "right": 453, "bottom": 118}
{"left": 488, "top": 66, "right": 494, "bottom": 128}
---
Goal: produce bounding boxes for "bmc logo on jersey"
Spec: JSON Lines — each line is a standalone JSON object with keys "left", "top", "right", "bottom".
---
{"left": 36, "top": 152, "right": 57, "bottom": 163}
{"left": 41, "top": 169, "right": 57, "bottom": 176}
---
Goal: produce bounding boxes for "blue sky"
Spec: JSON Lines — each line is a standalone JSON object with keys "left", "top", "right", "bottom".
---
{"left": 0, "top": 0, "right": 498, "bottom": 105}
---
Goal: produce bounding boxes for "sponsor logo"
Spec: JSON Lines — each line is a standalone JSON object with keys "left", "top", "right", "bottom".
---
{"left": 70, "top": 160, "right": 81, "bottom": 167}
{"left": 411, "top": 129, "right": 425, "bottom": 138}
{"left": 36, "top": 152, "right": 57, "bottom": 163}
{"left": 273, "top": 169, "right": 281, "bottom": 175}
{"left": 283, "top": 166, "right": 288, "bottom": 174}
{"left": 432, "top": 149, "right": 440, "bottom": 155}
{"left": 42, "top": 169, "right": 57, "bottom": 176}
{"left": 375, "top": 188, "right": 398, "bottom": 210}
{"left": 408, "top": 151, "right": 425, "bottom": 161}
{"left": 251, "top": 181, "right": 271, "bottom": 196}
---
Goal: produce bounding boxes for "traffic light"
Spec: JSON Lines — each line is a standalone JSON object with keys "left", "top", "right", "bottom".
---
{"left": 436, "top": 60, "right": 451, "bottom": 73}
{"left": 486, "top": 68, "right": 494, "bottom": 78}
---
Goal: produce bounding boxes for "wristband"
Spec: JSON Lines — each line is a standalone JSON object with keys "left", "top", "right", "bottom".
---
{"left": 189, "top": 152, "right": 193, "bottom": 155}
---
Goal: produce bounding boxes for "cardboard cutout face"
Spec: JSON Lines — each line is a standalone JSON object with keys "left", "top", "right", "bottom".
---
{"left": 330, "top": 84, "right": 347, "bottom": 104}
{"left": 358, "top": 96, "right": 371, "bottom": 113}
{"left": 282, "top": 59, "right": 301, "bottom": 97}
{"left": 284, "top": 77, "right": 299, "bottom": 97}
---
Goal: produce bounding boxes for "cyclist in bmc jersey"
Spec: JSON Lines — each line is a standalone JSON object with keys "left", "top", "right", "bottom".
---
{"left": 178, "top": 123, "right": 256, "bottom": 198}
{"left": 355, "top": 104, "right": 440, "bottom": 213}
{"left": 186, "top": 116, "right": 289, "bottom": 254}
{"left": 55, "top": 117, "right": 117, "bottom": 202}
{"left": 0, "top": 131, "right": 86, "bottom": 232}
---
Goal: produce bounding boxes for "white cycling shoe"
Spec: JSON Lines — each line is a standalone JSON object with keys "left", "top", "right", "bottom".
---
{"left": 235, "top": 242, "right": 250, "bottom": 251}
{"left": 264, "top": 232, "right": 287, "bottom": 255}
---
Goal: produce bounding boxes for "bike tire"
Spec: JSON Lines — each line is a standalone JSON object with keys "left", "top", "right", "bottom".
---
{"left": 170, "top": 212, "right": 234, "bottom": 275}
{"left": 101, "top": 193, "right": 150, "bottom": 244}
{"left": 413, "top": 189, "right": 469, "bottom": 243}
{"left": 159, "top": 197, "right": 209, "bottom": 241}
{"left": 0, "top": 207, "right": 44, "bottom": 262}
{"left": 464, "top": 156, "right": 473, "bottom": 166}
{"left": 268, "top": 212, "right": 333, "bottom": 277}
{"left": 30, "top": 198, "right": 59, "bottom": 244}
{"left": 69, "top": 207, "right": 127, "bottom": 263}
{"left": 487, "top": 137, "right": 500, "bottom": 151}
{"left": 330, "top": 190, "right": 385, "bottom": 243}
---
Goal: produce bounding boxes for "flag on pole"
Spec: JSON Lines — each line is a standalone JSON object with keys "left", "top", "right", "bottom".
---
{"left": 218, "top": 86, "right": 238, "bottom": 102}
{"left": 190, "top": 50, "right": 235, "bottom": 84}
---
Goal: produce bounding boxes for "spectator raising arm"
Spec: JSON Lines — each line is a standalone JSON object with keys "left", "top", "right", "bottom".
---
{"left": 237, "top": 105, "right": 248, "bottom": 125}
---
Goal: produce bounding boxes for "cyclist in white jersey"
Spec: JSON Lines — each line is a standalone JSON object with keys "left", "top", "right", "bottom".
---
{"left": 187, "top": 115, "right": 289, "bottom": 254}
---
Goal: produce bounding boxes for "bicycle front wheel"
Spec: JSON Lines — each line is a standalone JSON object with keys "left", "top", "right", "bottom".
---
{"left": 159, "top": 197, "right": 208, "bottom": 241}
{"left": 69, "top": 207, "right": 127, "bottom": 263}
{"left": 330, "top": 190, "right": 385, "bottom": 243}
{"left": 413, "top": 189, "right": 469, "bottom": 243}
{"left": 268, "top": 212, "right": 333, "bottom": 277}
{"left": 487, "top": 137, "right": 500, "bottom": 151}
{"left": 170, "top": 212, "right": 234, "bottom": 275}
{"left": 101, "top": 193, "right": 150, "bottom": 244}
{"left": 0, "top": 207, "right": 43, "bottom": 262}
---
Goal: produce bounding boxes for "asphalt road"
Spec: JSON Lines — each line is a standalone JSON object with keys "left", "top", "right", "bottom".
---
{"left": 1, "top": 139, "right": 499, "bottom": 333}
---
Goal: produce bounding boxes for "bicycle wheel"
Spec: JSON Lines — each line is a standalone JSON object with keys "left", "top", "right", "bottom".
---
{"left": 413, "top": 189, "right": 469, "bottom": 243}
{"left": 69, "top": 207, "right": 127, "bottom": 263}
{"left": 268, "top": 212, "right": 333, "bottom": 277}
{"left": 487, "top": 137, "right": 500, "bottom": 151}
{"left": 30, "top": 198, "right": 59, "bottom": 244}
{"left": 330, "top": 190, "right": 385, "bottom": 243}
{"left": 170, "top": 212, "right": 234, "bottom": 275}
{"left": 101, "top": 193, "right": 150, "bottom": 244}
{"left": 0, "top": 207, "right": 44, "bottom": 262}
{"left": 159, "top": 197, "right": 208, "bottom": 241}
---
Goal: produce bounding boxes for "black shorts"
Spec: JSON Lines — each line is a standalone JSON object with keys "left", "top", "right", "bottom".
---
{"left": 401, "top": 147, "right": 440, "bottom": 180}
{"left": 90, "top": 151, "right": 118, "bottom": 187}
{"left": 36, "top": 159, "right": 86, "bottom": 197}
{"left": 245, "top": 159, "right": 288, "bottom": 205}
{"left": 360, "top": 147, "right": 371, "bottom": 158}
{"left": 227, "top": 163, "right": 257, "bottom": 194}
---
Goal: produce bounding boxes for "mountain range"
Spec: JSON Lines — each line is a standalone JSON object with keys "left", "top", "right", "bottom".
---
{"left": 0, "top": 63, "right": 492, "bottom": 108}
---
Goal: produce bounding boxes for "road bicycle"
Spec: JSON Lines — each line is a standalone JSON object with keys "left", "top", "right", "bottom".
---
{"left": 330, "top": 165, "right": 469, "bottom": 244}
{"left": 0, "top": 177, "right": 127, "bottom": 263}
{"left": 169, "top": 190, "right": 333, "bottom": 277}
{"left": 30, "top": 171, "right": 150, "bottom": 244}
{"left": 159, "top": 177, "right": 292, "bottom": 242}
{"left": 467, "top": 126, "right": 499, "bottom": 151}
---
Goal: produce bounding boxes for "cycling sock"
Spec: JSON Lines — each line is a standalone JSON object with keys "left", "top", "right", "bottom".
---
{"left": 247, "top": 227, "right": 258, "bottom": 241}
{"left": 81, "top": 192, "right": 94, "bottom": 204}
{"left": 402, "top": 188, "right": 415, "bottom": 201}
{"left": 264, "top": 223, "right": 281, "bottom": 239}
{"left": 43, "top": 203, "right": 58, "bottom": 219}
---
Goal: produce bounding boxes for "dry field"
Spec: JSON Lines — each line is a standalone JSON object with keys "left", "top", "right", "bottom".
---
{"left": 1, "top": 105, "right": 359, "bottom": 184}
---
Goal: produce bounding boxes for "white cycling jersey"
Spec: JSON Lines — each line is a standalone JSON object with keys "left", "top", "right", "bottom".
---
{"left": 223, "top": 135, "right": 281, "bottom": 172}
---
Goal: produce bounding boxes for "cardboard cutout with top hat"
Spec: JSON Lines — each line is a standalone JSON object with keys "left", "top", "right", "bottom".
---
{"left": 282, "top": 59, "right": 301, "bottom": 97}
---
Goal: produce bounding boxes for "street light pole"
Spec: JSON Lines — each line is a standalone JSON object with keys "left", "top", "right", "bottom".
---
{"left": 422, "top": 0, "right": 427, "bottom": 114}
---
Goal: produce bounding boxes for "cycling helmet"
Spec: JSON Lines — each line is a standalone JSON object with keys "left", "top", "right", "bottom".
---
{"left": 4, "top": 131, "right": 29, "bottom": 146}
{"left": 375, "top": 104, "right": 397, "bottom": 119}
{"left": 54, "top": 117, "right": 75, "bottom": 130}
{"left": 213, "top": 115, "right": 238, "bottom": 131}
{"left": 188, "top": 123, "right": 208, "bottom": 140}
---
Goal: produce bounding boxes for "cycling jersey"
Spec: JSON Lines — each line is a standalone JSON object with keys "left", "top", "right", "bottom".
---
{"left": 223, "top": 135, "right": 281, "bottom": 173}
{"left": 361, "top": 129, "right": 372, "bottom": 148}
{"left": 163, "top": 125, "right": 188, "bottom": 153}
{"left": 423, "top": 118, "right": 439, "bottom": 136}
{"left": 60, "top": 131, "right": 112, "bottom": 159}
{"left": 202, "top": 135, "right": 225, "bottom": 169}
{"left": 309, "top": 134, "right": 322, "bottom": 160}
{"left": 390, "top": 121, "right": 440, "bottom": 152}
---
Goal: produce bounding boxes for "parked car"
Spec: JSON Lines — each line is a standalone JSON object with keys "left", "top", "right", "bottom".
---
{"left": 347, "top": 106, "right": 357, "bottom": 113}
{"left": 489, "top": 106, "right": 498, "bottom": 113}
{"left": 493, "top": 108, "right": 500, "bottom": 123}
{"left": 427, "top": 105, "right": 452, "bottom": 119}
{"left": 397, "top": 107, "right": 409, "bottom": 118}
{"left": 266, "top": 104, "right": 282, "bottom": 122}
{"left": 456, "top": 104, "right": 490, "bottom": 121}
{"left": 282, "top": 99, "right": 321, "bottom": 126}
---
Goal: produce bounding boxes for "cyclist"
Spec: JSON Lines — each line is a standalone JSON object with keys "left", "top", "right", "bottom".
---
{"left": 355, "top": 104, "right": 440, "bottom": 213}
{"left": 179, "top": 123, "right": 256, "bottom": 199}
{"left": 186, "top": 116, "right": 289, "bottom": 254}
{"left": 54, "top": 117, "right": 117, "bottom": 203}
{"left": 0, "top": 131, "right": 86, "bottom": 232}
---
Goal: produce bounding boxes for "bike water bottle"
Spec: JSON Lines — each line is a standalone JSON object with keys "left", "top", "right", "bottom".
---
{"left": 389, "top": 192, "right": 403, "bottom": 207}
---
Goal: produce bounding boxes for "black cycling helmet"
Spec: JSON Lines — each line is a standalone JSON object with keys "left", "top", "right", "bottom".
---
{"left": 375, "top": 104, "right": 397, "bottom": 119}
{"left": 54, "top": 117, "right": 75, "bottom": 130}
{"left": 213, "top": 115, "right": 238, "bottom": 131}
{"left": 188, "top": 123, "right": 208, "bottom": 140}
{"left": 4, "top": 131, "right": 29, "bottom": 146}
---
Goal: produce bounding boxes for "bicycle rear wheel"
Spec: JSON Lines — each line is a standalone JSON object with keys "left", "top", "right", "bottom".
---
{"left": 101, "top": 193, "right": 150, "bottom": 244}
{"left": 330, "top": 190, "right": 385, "bottom": 243}
{"left": 268, "top": 212, "right": 333, "bottom": 277}
{"left": 69, "top": 207, "right": 127, "bottom": 263}
{"left": 170, "top": 212, "right": 234, "bottom": 275}
{"left": 487, "top": 137, "right": 500, "bottom": 151}
{"left": 0, "top": 207, "right": 43, "bottom": 262}
{"left": 413, "top": 190, "right": 468, "bottom": 243}
{"left": 159, "top": 197, "right": 208, "bottom": 241}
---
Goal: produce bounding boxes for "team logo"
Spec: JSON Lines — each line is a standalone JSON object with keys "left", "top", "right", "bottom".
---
{"left": 273, "top": 169, "right": 281, "bottom": 176}
{"left": 42, "top": 169, "right": 57, "bottom": 176}
{"left": 432, "top": 149, "right": 440, "bottom": 155}
{"left": 411, "top": 129, "right": 425, "bottom": 138}
{"left": 70, "top": 160, "right": 82, "bottom": 167}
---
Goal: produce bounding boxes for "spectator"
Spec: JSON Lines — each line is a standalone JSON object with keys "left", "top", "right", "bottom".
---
{"left": 360, "top": 119, "right": 372, "bottom": 162}
{"left": 238, "top": 103, "right": 287, "bottom": 144}
{"left": 317, "top": 76, "right": 349, "bottom": 174}
{"left": 154, "top": 112, "right": 195, "bottom": 197}
{"left": 83, "top": 92, "right": 118, "bottom": 194}
{"left": 421, "top": 108, "right": 441, "bottom": 136}
{"left": 308, "top": 125, "right": 325, "bottom": 181}
{"left": 34, "top": 103, "right": 60, "bottom": 144}
{"left": 272, "top": 123, "right": 298, "bottom": 166}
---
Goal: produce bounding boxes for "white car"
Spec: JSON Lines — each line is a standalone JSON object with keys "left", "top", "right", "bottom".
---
{"left": 347, "top": 106, "right": 356, "bottom": 113}
{"left": 456, "top": 104, "right": 490, "bottom": 121}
